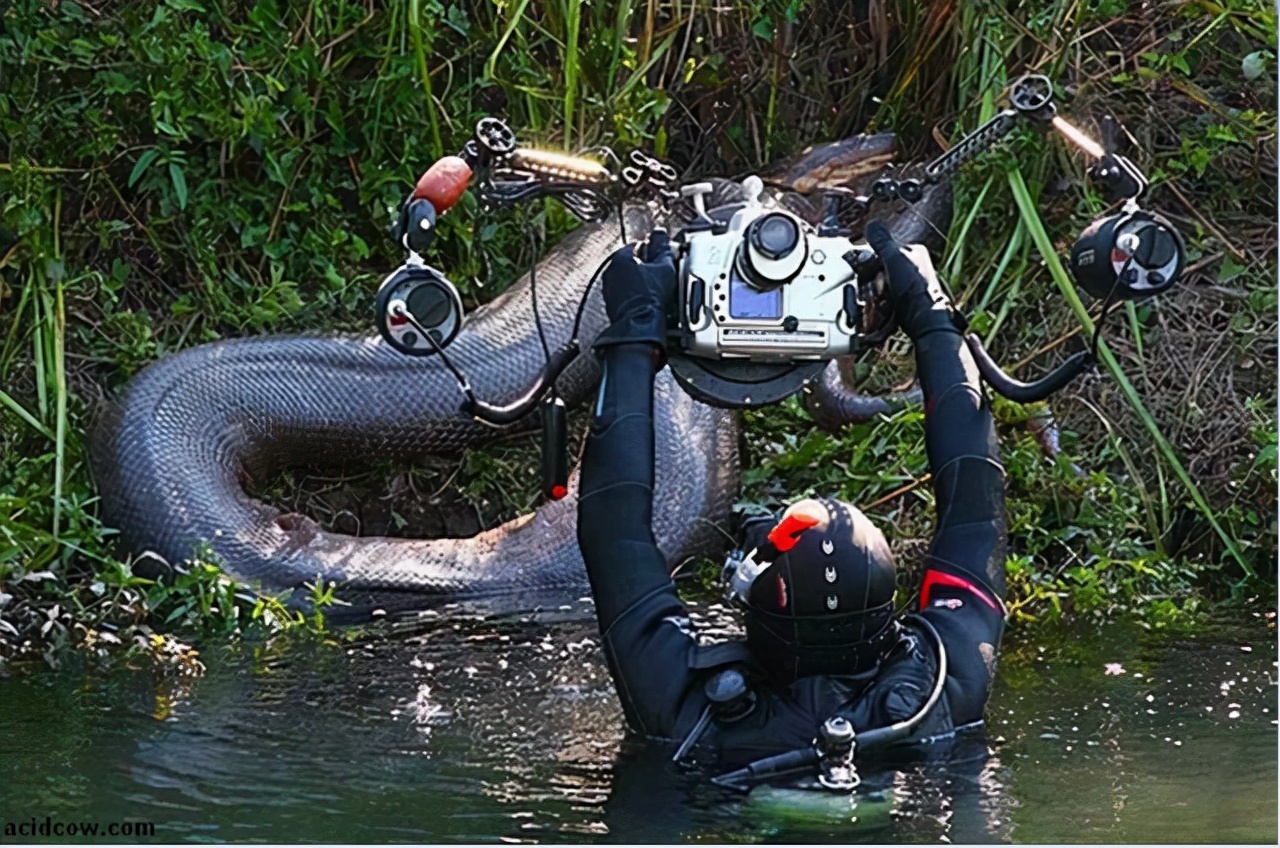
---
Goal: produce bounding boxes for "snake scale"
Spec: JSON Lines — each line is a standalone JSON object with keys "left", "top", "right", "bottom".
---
{"left": 92, "top": 136, "right": 951, "bottom": 617}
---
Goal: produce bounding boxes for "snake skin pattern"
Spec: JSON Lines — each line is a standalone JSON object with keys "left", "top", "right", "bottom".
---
{"left": 93, "top": 140, "right": 951, "bottom": 617}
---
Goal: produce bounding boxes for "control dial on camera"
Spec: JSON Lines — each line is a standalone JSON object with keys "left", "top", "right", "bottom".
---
{"left": 738, "top": 212, "right": 808, "bottom": 288}
{"left": 374, "top": 263, "right": 464, "bottom": 356}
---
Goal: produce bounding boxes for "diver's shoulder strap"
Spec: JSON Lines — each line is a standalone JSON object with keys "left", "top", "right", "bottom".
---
{"left": 688, "top": 640, "right": 753, "bottom": 671}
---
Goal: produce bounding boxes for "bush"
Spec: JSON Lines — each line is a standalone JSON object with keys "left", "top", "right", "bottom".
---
{"left": 1, "top": 0, "right": 1274, "bottom": 669}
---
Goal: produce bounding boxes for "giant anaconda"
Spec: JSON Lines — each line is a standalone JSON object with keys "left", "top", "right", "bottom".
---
{"left": 93, "top": 136, "right": 951, "bottom": 616}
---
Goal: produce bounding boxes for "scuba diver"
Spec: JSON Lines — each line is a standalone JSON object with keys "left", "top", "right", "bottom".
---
{"left": 577, "top": 219, "right": 1009, "bottom": 785}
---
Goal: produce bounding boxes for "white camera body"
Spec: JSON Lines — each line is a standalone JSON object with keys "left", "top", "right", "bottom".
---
{"left": 677, "top": 177, "right": 870, "bottom": 362}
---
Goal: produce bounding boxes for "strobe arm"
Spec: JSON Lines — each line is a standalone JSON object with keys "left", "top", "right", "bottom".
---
{"left": 963, "top": 334, "right": 1094, "bottom": 403}
{"left": 463, "top": 343, "right": 581, "bottom": 426}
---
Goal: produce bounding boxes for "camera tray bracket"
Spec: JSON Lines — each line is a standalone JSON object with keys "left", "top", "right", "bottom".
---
{"left": 668, "top": 354, "right": 827, "bottom": 410}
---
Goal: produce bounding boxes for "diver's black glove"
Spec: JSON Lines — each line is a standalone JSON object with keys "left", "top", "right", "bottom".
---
{"left": 866, "top": 220, "right": 960, "bottom": 342}
{"left": 593, "top": 229, "right": 677, "bottom": 354}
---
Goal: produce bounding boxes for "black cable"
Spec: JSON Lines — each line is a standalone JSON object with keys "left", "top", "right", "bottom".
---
{"left": 402, "top": 203, "right": 623, "bottom": 422}
{"left": 526, "top": 228, "right": 552, "bottom": 364}
{"left": 854, "top": 614, "right": 948, "bottom": 749}
{"left": 970, "top": 248, "right": 1134, "bottom": 403}
{"left": 391, "top": 304, "right": 477, "bottom": 409}
{"left": 1090, "top": 260, "right": 1129, "bottom": 359}
{"left": 571, "top": 252, "right": 619, "bottom": 342}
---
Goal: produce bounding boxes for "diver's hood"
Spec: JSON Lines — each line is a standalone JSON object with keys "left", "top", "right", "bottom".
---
{"left": 732, "top": 498, "right": 897, "bottom": 683}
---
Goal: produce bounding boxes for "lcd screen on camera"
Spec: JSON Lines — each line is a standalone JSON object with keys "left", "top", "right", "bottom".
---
{"left": 728, "top": 275, "right": 783, "bottom": 320}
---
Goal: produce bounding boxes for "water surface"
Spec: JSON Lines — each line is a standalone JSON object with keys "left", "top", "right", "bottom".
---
{"left": 1, "top": 609, "right": 1275, "bottom": 843}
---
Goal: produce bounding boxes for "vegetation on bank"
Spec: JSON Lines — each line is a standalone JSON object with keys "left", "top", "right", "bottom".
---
{"left": 1, "top": 0, "right": 1275, "bottom": 671}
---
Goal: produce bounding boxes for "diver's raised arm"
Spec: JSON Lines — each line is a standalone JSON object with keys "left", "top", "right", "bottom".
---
{"left": 577, "top": 234, "right": 702, "bottom": 737}
{"left": 578, "top": 233, "right": 678, "bottom": 627}
{"left": 865, "top": 221, "right": 1008, "bottom": 724}
{"left": 578, "top": 340, "right": 667, "bottom": 628}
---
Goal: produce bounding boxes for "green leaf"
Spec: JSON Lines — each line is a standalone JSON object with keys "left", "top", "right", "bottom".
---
{"left": 168, "top": 162, "right": 189, "bottom": 210}
{"left": 127, "top": 148, "right": 161, "bottom": 188}
{"left": 240, "top": 222, "right": 268, "bottom": 249}
{"left": 68, "top": 38, "right": 99, "bottom": 60}
{"left": 1217, "top": 255, "right": 1246, "bottom": 283}
{"left": 1242, "top": 50, "right": 1273, "bottom": 82}
{"left": 102, "top": 72, "right": 139, "bottom": 95}
{"left": 966, "top": 310, "right": 993, "bottom": 336}
{"left": 43, "top": 257, "right": 65, "bottom": 284}
{"left": 445, "top": 3, "right": 470, "bottom": 36}
{"left": 1206, "top": 123, "right": 1240, "bottom": 143}
{"left": 752, "top": 16, "right": 774, "bottom": 40}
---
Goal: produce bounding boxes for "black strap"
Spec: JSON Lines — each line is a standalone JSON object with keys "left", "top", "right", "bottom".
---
{"left": 688, "top": 641, "right": 752, "bottom": 671}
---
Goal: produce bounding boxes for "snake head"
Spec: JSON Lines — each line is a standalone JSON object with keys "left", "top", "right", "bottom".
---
{"left": 759, "top": 134, "right": 900, "bottom": 194}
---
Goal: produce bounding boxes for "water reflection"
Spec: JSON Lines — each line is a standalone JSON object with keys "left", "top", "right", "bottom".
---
{"left": 0, "top": 613, "right": 1274, "bottom": 843}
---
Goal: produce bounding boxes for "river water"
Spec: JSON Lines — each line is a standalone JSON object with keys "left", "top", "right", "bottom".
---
{"left": 1, "top": 608, "right": 1275, "bottom": 843}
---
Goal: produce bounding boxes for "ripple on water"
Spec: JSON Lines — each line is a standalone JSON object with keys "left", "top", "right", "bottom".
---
{"left": 0, "top": 615, "right": 1274, "bottom": 843}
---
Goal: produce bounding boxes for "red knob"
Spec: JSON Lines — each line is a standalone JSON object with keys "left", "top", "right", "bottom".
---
{"left": 412, "top": 156, "right": 473, "bottom": 212}
{"left": 767, "top": 512, "right": 819, "bottom": 553}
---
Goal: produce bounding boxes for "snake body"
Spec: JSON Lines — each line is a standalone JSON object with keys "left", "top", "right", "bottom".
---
{"left": 93, "top": 139, "right": 951, "bottom": 617}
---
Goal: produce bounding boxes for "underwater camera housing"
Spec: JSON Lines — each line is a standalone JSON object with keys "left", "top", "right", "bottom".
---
{"left": 377, "top": 81, "right": 1191, "bottom": 418}
{"left": 666, "top": 176, "right": 894, "bottom": 409}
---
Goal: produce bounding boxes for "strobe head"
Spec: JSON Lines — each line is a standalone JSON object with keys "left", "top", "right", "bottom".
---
{"left": 374, "top": 263, "right": 464, "bottom": 356}
{"left": 1069, "top": 207, "right": 1185, "bottom": 301}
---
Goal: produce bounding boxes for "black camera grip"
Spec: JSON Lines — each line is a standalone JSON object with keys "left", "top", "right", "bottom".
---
{"left": 540, "top": 397, "right": 569, "bottom": 501}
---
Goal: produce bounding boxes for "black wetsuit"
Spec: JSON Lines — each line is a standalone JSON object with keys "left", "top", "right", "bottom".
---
{"left": 577, "top": 330, "right": 1008, "bottom": 768}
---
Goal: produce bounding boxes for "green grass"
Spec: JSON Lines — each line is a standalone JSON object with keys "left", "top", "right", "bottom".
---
{"left": 1, "top": 0, "right": 1275, "bottom": 669}
{"left": 739, "top": 0, "right": 1277, "bottom": 617}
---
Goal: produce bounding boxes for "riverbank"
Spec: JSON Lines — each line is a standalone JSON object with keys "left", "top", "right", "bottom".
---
{"left": 1, "top": 1, "right": 1275, "bottom": 670}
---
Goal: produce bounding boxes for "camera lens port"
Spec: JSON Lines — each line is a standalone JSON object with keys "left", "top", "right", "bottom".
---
{"left": 748, "top": 213, "right": 801, "bottom": 259}
{"left": 738, "top": 212, "right": 808, "bottom": 289}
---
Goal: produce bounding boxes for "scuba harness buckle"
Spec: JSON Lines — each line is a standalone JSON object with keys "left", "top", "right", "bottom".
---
{"left": 816, "top": 717, "right": 860, "bottom": 791}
